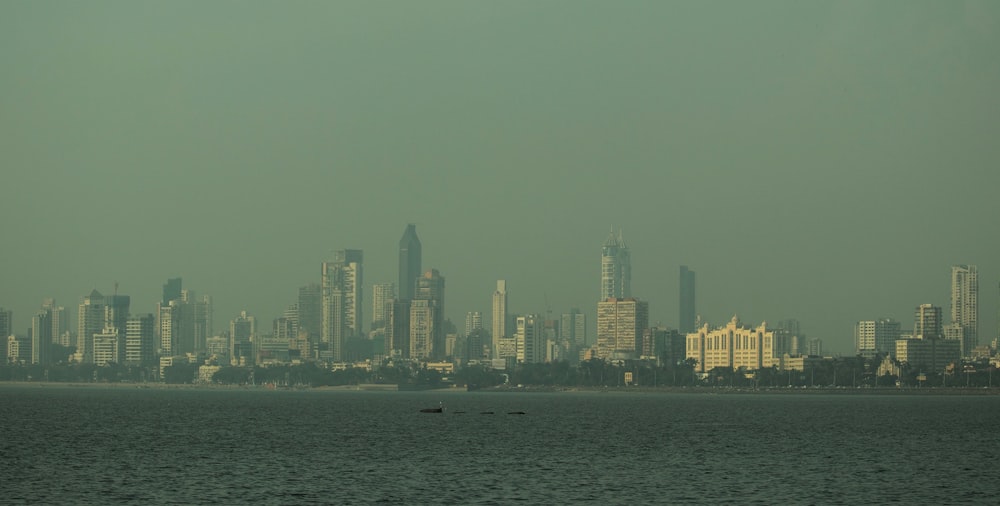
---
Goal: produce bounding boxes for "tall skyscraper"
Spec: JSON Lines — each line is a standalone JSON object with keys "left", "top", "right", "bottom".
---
{"left": 322, "top": 249, "right": 364, "bottom": 361}
{"left": 398, "top": 224, "right": 422, "bottom": 301}
{"left": 0, "top": 307, "right": 10, "bottom": 360}
{"left": 601, "top": 228, "right": 631, "bottom": 300}
{"left": 596, "top": 298, "right": 648, "bottom": 360}
{"left": 950, "top": 264, "right": 978, "bottom": 354}
{"left": 386, "top": 299, "right": 411, "bottom": 357}
{"left": 298, "top": 283, "right": 322, "bottom": 341}
{"left": 42, "top": 298, "right": 68, "bottom": 347}
{"left": 679, "top": 266, "right": 696, "bottom": 334}
{"left": 77, "top": 290, "right": 106, "bottom": 363}
{"left": 192, "top": 294, "right": 213, "bottom": 353}
{"left": 31, "top": 309, "right": 52, "bottom": 365}
{"left": 492, "top": 280, "right": 508, "bottom": 357}
{"left": 914, "top": 304, "right": 943, "bottom": 340}
{"left": 410, "top": 269, "right": 445, "bottom": 359}
{"left": 371, "top": 282, "right": 396, "bottom": 330}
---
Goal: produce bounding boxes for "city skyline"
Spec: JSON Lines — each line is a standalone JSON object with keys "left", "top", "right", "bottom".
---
{"left": 2, "top": 2, "right": 999, "bottom": 355}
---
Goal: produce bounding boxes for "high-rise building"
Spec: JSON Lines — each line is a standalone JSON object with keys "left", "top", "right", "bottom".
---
{"left": 322, "top": 249, "right": 364, "bottom": 361}
{"left": 125, "top": 314, "right": 155, "bottom": 366}
{"left": 0, "top": 308, "right": 10, "bottom": 361}
{"left": 398, "top": 224, "right": 422, "bottom": 301}
{"left": 371, "top": 282, "right": 396, "bottom": 330}
{"left": 386, "top": 299, "right": 411, "bottom": 357}
{"left": 230, "top": 310, "right": 256, "bottom": 366}
{"left": 559, "top": 308, "right": 586, "bottom": 347}
{"left": 298, "top": 283, "right": 321, "bottom": 341}
{"left": 31, "top": 309, "right": 52, "bottom": 365}
{"left": 274, "top": 304, "right": 299, "bottom": 340}
{"left": 410, "top": 269, "right": 445, "bottom": 359}
{"left": 914, "top": 304, "right": 943, "bottom": 340}
{"left": 950, "top": 265, "right": 978, "bottom": 355}
{"left": 192, "top": 294, "right": 213, "bottom": 353}
{"left": 465, "top": 311, "right": 483, "bottom": 337}
{"left": 42, "top": 298, "right": 68, "bottom": 347}
{"left": 855, "top": 319, "right": 901, "bottom": 358}
{"left": 806, "top": 338, "right": 823, "bottom": 357}
{"left": 492, "top": 280, "right": 508, "bottom": 357}
{"left": 77, "top": 290, "right": 107, "bottom": 363}
{"left": 92, "top": 327, "right": 120, "bottom": 366}
{"left": 515, "top": 314, "right": 543, "bottom": 364}
{"left": 601, "top": 228, "right": 631, "bottom": 300}
{"left": 162, "top": 277, "right": 182, "bottom": 305}
{"left": 596, "top": 297, "right": 648, "bottom": 360}
{"left": 679, "top": 266, "right": 696, "bottom": 334}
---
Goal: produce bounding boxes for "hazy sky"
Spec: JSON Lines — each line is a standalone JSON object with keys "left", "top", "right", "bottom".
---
{"left": 2, "top": 1, "right": 998, "bottom": 354}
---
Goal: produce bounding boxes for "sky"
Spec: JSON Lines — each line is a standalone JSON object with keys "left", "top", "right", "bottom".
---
{"left": 1, "top": 1, "right": 998, "bottom": 354}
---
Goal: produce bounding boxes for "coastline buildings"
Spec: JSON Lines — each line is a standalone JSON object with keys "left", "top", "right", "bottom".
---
{"left": 560, "top": 308, "right": 586, "bottom": 348}
{"left": 601, "top": 228, "right": 631, "bottom": 300}
{"left": 515, "top": 314, "right": 543, "bottom": 364}
{"left": 230, "top": 310, "right": 256, "bottom": 366}
{"left": 297, "top": 283, "right": 322, "bottom": 342}
{"left": 371, "top": 282, "right": 395, "bottom": 330}
{"left": 685, "top": 316, "right": 792, "bottom": 373}
{"left": 679, "top": 266, "right": 696, "bottom": 334}
{"left": 410, "top": 269, "right": 445, "bottom": 359}
{"left": 387, "top": 225, "right": 421, "bottom": 358}
{"left": 895, "top": 304, "right": 959, "bottom": 372}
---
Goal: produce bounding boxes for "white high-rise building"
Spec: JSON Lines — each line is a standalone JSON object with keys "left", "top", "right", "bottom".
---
{"left": 515, "top": 314, "right": 543, "bottom": 364}
{"left": 950, "top": 265, "right": 978, "bottom": 355}
{"left": 601, "top": 228, "right": 631, "bottom": 300}
{"left": 492, "top": 280, "right": 508, "bottom": 358}
{"left": 855, "top": 319, "right": 901, "bottom": 358}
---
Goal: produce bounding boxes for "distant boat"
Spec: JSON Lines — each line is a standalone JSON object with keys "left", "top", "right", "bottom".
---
{"left": 507, "top": 411, "right": 526, "bottom": 415}
{"left": 480, "top": 411, "right": 494, "bottom": 415}
{"left": 420, "top": 402, "right": 444, "bottom": 413}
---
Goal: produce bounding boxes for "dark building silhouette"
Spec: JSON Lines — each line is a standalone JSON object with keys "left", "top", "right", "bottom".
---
{"left": 679, "top": 266, "right": 696, "bottom": 334}
{"left": 398, "top": 224, "right": 422, "bottom": 301}
{"left": 162, "top": 277, "right": 182, "bottom": 305}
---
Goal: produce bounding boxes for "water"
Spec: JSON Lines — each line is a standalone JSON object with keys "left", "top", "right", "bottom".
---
{"left": 2, "top": 385, "right": 999, "bottom": 504}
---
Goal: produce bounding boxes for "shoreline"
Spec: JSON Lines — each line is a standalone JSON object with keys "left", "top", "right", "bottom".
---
{"left": 3, "top": 381, "right": 1000, "bottom": 395}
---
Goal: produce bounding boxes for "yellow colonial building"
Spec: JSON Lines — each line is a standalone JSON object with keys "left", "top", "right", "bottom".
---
{"left": 686, "top": 316, "right": 791, "bottom": 373}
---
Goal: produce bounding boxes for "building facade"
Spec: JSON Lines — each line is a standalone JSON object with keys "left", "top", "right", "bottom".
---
{"left": 855, "top": 319, "right": 901, "bottom": 358}
{"left": 679, "top": 265, "right": 696, "bottom": 334}
{"left": 398, "top": 224, "right": 422, "bottom": 301}
{"left": 322, "top": 249, "right": 364, "bottom": 361}
{"left": 596, "top": 298, "right": 648, "bottom": 360}
{"left": 492, "top": 280, "right": 508, "bottom": 357}
{"left": 685, "top": 316, "right": 787, "bottom": 373}
{"left": 950, "top": 264, "right": 978, "bottom": 355}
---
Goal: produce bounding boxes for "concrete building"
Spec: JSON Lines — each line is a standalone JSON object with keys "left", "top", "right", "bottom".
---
{"left": 0, "top": 308, "right": 10, "bottom": 360}
{"left": 950, "top": 264, "right": 978, "bottom": 356}
{"left": 409, "top": 269, "right": 445, "bottom": 359}
{"left": 371, "top": 282, "right": 395, "bottom": 330}
{"left": 297, "top": 283, "right": 322, "bottom": 342}
{"left": 465, "top": 311, "right": 483, "bottom": 338}
{"left": 77, "top": 290, "right": 106, "bottom": 363}
{"left": 685, "top": 316, "right": 786, "bottom": 373}
{"left": 679, "top": 266, "right": 696, "bottom": 334}
{"left": 386, "top": 299, "right": 411, "bottom": 358}
{"left": 806, "top": 338, "right": 823, "bottom": 357}
{"left": 492, "top": 280, "right": 508, "bottom": 357}
{"left": 895, "top": 337, "right": 961, "bottom": 372}
{"left": 125, "top": 313, "right": 156, "bottom": 366}
{"left": 92, "top": 327, "right": 120, "bottom": 366}
{"left": 596, "top": 298, "right": 648, "bottom": 360}
{"left": 322, "top": 249, "right": 363, "bottom": 361}
{"left": 914, "top": 304, "right": 943, "bottom": 340}
{"left": 601, "top": 228, "right": 631, "bottom": 300}
{"left": 855, "top": 319, "right": 901, "bottom": 358}
{"left": 230, "top": 310, "right": 256, "bottom": 366}
{"left": 560, "top": 308, "right": 586, "bottom": 348}
{"left": 31, "top": 308, "right": 52, "bottom": 365}
{"left": 515, "top": 314, "right": 543, "bottom": 364}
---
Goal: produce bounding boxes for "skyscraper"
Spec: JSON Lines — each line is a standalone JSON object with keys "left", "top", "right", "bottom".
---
{"left": 162, "top": 277, "right": 182, "bottom": 305}
{"left": 492, "top": 280, "right": 508, "bottom": 357}
{"left": 77, "top": 290, "right": 106, "bottom": 363}
{"left": 230, "top": 310, "right": 256, "bottom": 366}
{"left": 465, "top": 311, "right": 483, "bottom": 337}
{"left": 298, "top": 283, "right": 321, "bottom": 341}
{"left": 31, "top": 309, "right": 52, "bottom": 365}
{"left": 679, "top": 266, "right": 696, "bottom": 334}
{"left": 398, "top": 224, "right": 422, "bottom": 301}
{"left": 371, "top": 282, "right": 396, "bottom": 330}
{"left": 322, "top": 249, "right": 364, "bottom": 361}
{"left": 559, "top": 308, "right": 586, "bottom": 347}
{"left": 125, "top": 313, "right": 155, "bottom": 366}
{"left": 596, "top": 298, "right": 648, "bottom": 360}
{"left": 410, "top": 269, "right": 445, "bottom": 359}
{"left": 950, "top": 264, "right": 978, "bottom": 354}
{"left": 601, "top": 228, "right": 631, "bottom": 300}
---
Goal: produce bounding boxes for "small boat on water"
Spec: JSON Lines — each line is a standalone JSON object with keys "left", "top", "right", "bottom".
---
{"left": 507, "top": 411, "right": 526, "bottom": 415}
{"left": 420, "top": 402, "right": 444, "bottom": 413}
